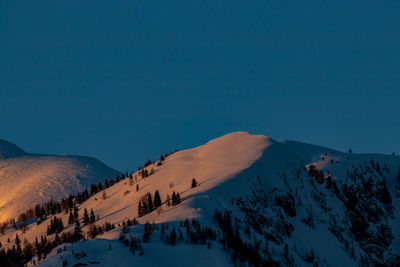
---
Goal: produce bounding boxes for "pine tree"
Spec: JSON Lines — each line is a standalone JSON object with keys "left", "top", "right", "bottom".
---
{"left": 332, "top": 180, "right": 340, "bottom": 195}
{"left": 83, "top": 208, "right": 89, "bottom": 225}
{"left": 54, "top": 231, "right": 60, "bottom": 246}
{"left": 142, "top": 199, "right": 148, "bottom": 214}
{"left": 191, "top": 178, "right": 198, "bottom": 188}
{"left": 23, "top": 239, "right": 33, "bottom": 263}
{"left": 166, "top": 193, "right": 171, "bottom": 206}
{"left": 90, "top": 209, "right": 96, "bottom": 224}
{"left": 15, "top": 234, "right": 22, "bottom": 265}
{"left": 90, "top": 225, "right": 98, "bottom": 239}
{"left": 68, "top": 211, "right": 74, "bottom": 224}
{"left": 326, "top": 176, "right": 333, "bottom": 189}
{"left": 35, "top": 237, "right": 42, "bottom": 261}
{"left": 147, "top": 193, "right": 154, "bottom": 212}
{"left": 73, "top": 206, "right": 79, "bottom": 222}
{"left": 138, "top": 201, "right": 143, "bottom": 217}
{"left": 169, "top": 228, "right": 177, "bottom": 246}
{"left": 172, "top": 192, "right": 177, "bottom": 205}
{"left": 143, "top": 222, "right": 152, "bottom": 242}
{"left": 378, "top": 179, "right": 392, "bottom": 206}
{"left": 154, "top": 190, "right": 162, "bottom": 209}
{"left": 97, "top": 182, "right": 103, "bottom": 191}
{"left": 73, "top": 221, "right": 83, "bottom": 242}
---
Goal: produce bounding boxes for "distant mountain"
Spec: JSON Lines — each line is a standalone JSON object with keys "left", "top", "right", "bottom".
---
{"left": 0, "top": 140, "right": 120, "bottom": 222}
{"left": 0, "top": 132, "right": 399, "bottom": 266}
{"left": 0, "top": 139, "right": 28, "bottom": 160}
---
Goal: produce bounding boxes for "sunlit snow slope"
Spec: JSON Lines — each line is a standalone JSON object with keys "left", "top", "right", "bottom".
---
{"left": 0, "top": 140, "right": 120, "bottom": 222}
{"left": 74, "top": 132, "right": 292, "bottom": 226}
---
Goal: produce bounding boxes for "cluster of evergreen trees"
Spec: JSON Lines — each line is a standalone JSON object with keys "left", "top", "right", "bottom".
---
{"left": 0, "top": 234, "right": 59, "bottom": 266}
{"left": 121, "top": 218, "right": 138, "bottom": 227}
{"left": 339, "top": 176, "right": 393, "bottom": 262}
{"left": 174, "top": 218, "right": 216, "bottom": 246}
{"left": 138, "top": 191, "right": 162, "bottom": 217}
{"left": 119, "top": 217, "right": 218, "bottom": 258}
{"left": 119, "top": 226, "right": 143, "bottom": 255}
{"left": 86, "top": 221, "right": 116, "bottom": 240}
{"left": 83, "top": 208, "right": 96, "bottom": 226}
{"left": 138, "top": 168, "right": 151, "bottom": 179}
{"left": 67, "top": 206, "right": 80, "bottom": 225}
{"left": 309, "top": 159, "right": 396, "bottom": 265}
{"left": 213, "top": 209, "right": 273, "bottom": 267}
{"left": 171, "top": 192, "right": 181, "bottom": 206}
{"left": 12, "top": 173, "right": 128, "bottom": 230}
{"left": 0, "top": 205, "right": 105, "bottom": 265}
{"left": 138, "top": 152, "right": 168, "bottom": 171}
{"left": 46, "top": 216, "right": 64, "bottom": 235}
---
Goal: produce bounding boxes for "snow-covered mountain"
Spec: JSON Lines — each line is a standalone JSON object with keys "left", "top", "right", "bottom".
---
{"left": 0, "top": 139, "right": 120, "bottom": 222}
{"left": 0, "top": 132, "right": 399, "bottom": 266}
{"left": 0, "top": 139, "right": 28, "bottom": 160}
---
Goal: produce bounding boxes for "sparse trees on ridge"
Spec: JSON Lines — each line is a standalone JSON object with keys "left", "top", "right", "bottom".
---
{"left": 47, "top": 216, "right": 64, "bottom": 235}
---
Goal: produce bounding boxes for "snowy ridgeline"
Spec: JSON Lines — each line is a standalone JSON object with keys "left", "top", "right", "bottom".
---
{"left": 0, "top": 132, "right": 399, "bottom": 266}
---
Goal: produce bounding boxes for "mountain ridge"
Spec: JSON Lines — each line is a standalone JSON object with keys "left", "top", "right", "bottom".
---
{"left": 0, "top": 132, "right": 399, "bottom": 266}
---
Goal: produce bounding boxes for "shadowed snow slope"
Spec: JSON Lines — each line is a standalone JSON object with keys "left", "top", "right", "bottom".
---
{"left": 280, "top": 140, "right": 343, "bottom": 164}
{"left": 0, "top": 141, "right": 119, "bottom": 222}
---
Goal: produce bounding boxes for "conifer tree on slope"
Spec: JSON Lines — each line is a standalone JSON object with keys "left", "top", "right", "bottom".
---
{"left": 191, "top": 178, "right": 198, "bottom": 188}
{"left": 154, "top": 190, "right": 162, "bottom": 209}
{"left": 148, "top": 193, "right": 154, "bottom": 212}
{"left": 83, "top": 208, "right": 89, "bottom": 225}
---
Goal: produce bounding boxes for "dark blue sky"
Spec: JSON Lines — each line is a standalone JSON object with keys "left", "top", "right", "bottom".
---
{"left": 1, "top": 1, "right": 399, "bottom": 171}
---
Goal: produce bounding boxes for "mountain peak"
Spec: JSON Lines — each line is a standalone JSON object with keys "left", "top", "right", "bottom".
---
{"left": 0, "top": 139, "right": 28, "bottom": 160}
{"left": 206, "top": 131, "right": 273, "bottom": 146}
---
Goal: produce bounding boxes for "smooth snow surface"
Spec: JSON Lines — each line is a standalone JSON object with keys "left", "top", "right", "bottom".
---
{"left": 0, "top": 140, "right": 119, "bottom": 222}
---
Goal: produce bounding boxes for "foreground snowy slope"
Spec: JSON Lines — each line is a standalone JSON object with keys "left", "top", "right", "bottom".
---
{"left": 1, "top": 132, "right": 399, "bottom": 266}
{"left": 0, "top": 140, "right": 120, "bottom": 222}
{"left": 38, "top": 230, "right": 232, "bottom": 267}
